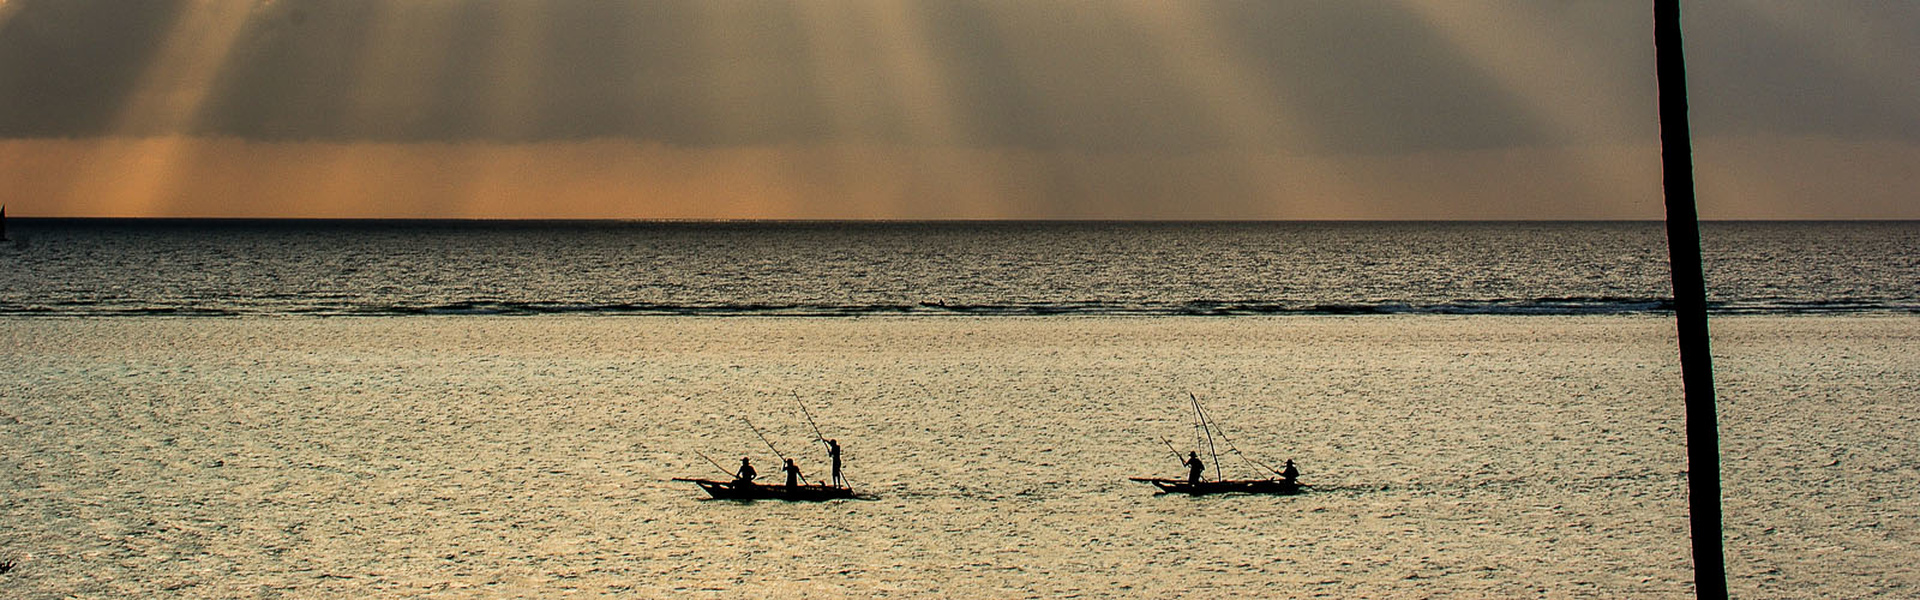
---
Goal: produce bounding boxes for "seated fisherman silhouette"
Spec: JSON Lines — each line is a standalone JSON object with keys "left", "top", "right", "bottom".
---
{"left": 734, "top": 457, "right": 757, "bottom": 485}
{"left": 783, "top": 458, "right": 804, "bottom": 488}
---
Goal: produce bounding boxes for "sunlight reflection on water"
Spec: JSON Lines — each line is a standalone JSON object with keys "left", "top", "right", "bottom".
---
{"left": 2, "top": 316, "right": 1915, "bottom": 597}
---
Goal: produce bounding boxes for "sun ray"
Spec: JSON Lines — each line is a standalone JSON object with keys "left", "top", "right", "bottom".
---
{"left": 308, "top": 1, "right": 467, "bottom": 216}
{"left": 478, "top": 2, "right": 546, "bottom": 142}
{"left": 0, "top": 0, "right": 25, "bottom": 30}
{"left": 453, "top": 2, "right": 549, "bottom": 216}
{"left": 1399, "top": 0, "right": 1656, "bottom": 212}
{"left": 77, "top": 0, "right": 258, "bottom": 216}
{"left": 779, "top": 2, "right": 883, "bottom": 217}
{"left": 343, "top": 3, "right": 455, "bottom": 129}
{"left": 1110, "top": 2, "right": 1360, "bottom": 218}
{"left": 859, "top": 1, "right": 1014, "bottom": 217}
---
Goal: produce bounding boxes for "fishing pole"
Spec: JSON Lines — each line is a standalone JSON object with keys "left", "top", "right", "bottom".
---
{"left": 1182, "top": 400, "right": 1198, "bottom": 467}
{"left": 1158, "top": 436, "right": 1184, "bottom": 463}
{"left": 744, "top": 416, "right": 813, "bottom": 485}
{"left": 743, "top": 417, "right": 789, "bottom": 462}
{"left": 691, "top": 448, "right": 733, "bottom": 478}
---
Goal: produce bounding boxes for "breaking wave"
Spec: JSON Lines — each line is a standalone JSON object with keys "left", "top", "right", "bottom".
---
{"left": 4, "top": 296, "right": 1913, "bottom": 318}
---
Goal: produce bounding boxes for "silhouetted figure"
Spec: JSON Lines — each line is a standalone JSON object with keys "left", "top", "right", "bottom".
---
{"left": 735, "top": 457, "right": 757, "bottom": 486}
{"left": 1184, "top": 451, "right": 1205, "bottom": 484}
{"left": 1280, "top": 459, "right": 1299, "bottom": 484}
{"left": 827, "top": 439, "right": 844, "bottom": 487}
{"left": 783, "top": 458, "right": 804, "bottom": 487}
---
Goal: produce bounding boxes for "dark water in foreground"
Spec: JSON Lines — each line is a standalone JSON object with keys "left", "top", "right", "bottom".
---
{"left": 2, "top": 220, "right": 1914, "bottom": 317}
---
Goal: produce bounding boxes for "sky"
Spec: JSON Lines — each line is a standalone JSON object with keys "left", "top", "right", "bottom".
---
{"left": 0, "top": 0, "right": 1915, "bottom": 220}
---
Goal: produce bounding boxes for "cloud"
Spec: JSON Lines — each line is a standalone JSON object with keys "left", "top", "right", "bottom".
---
{"left": 10, "top": 134, "right": 1913, "bottom": 220}
{"left": 1684, "top": 1, "right": 1920, "bottom": 142}
{"left": 8, "top": 1, "right": 1909, "bottom": 154}
{"left": 3, "top": 1, "right": 1915, "bottom": 219}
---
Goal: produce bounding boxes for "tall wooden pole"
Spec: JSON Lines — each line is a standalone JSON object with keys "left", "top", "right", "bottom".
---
{"left": 1652, "top": 1, "right": 1727, "bottom": 597}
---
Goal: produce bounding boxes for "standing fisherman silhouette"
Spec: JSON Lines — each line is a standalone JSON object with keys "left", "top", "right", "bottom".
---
{"left": 826, "top": 439, "right": 844, "bottom": 487}
{"left": 783, "top": 458, "right": 804, "bottom": 488}
{"left": 1184, "top": 451, "right": 1205, "bottom": 484}
{"left": 734, "top": 457, "right": 757, "bottom": 486}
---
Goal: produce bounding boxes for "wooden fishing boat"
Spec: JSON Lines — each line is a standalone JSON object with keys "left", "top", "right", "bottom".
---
{"left": 682, "top": 399, "right": 869, "bottom": 502}
{"left": 672, "top": 478, "right": 861, "bottom": 502}
{"left": 1129, "top": 477, "right": 1302, "bottom": 496}
{"left": 1137, "top": 392, "right": 1305, "bottom": 497}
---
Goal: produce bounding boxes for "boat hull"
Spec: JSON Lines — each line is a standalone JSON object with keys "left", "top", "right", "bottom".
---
{"left": 673, "top": 478, "right": 860, "bottom": 501}
{"left": 1129, "top": 477, "right": 1302, "bottom": 496}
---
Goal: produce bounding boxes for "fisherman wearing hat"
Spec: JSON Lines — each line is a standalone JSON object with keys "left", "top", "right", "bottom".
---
{"left": 734, "top": 457, "right": 757, "bottom": 486}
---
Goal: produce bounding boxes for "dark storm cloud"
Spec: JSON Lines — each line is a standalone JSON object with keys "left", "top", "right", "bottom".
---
{"left": 0, "top": 1, "right": 187, "bottom": 135}
{"left": 1684, "top": 2, "right": 1920, "bottom": 142}
{"left": 0, "top": 0, "right": 1912, "bottom": 152}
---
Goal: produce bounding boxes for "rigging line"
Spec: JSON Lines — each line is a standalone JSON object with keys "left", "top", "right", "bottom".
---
{"left": 1191, "top": 392, "right": 1279, "bottom": 476}
{"left": 1190, "top": 392, "right": 1222, "bottom": 482}
{"left": 1208, "top": 407, "right": 1281, "bottom": 476}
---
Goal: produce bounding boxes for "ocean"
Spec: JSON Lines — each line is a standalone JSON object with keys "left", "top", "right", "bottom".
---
{"left": 1, "top": 221, "right": 1917, "bottom": 598}
{"left": 2, "top": 220, "right": 1915, "bottom": 317}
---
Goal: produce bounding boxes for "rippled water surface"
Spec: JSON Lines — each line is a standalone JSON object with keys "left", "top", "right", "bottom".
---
{"left": 3, "top": 316, "right": 1916, "bottom": 598}
{"left": 3, "top": 220, "right": 1915, "bottom": 316}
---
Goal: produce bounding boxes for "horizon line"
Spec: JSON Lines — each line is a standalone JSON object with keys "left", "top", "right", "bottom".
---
{"left": 5, "top": 216, "right": 1917, "bottom": 225}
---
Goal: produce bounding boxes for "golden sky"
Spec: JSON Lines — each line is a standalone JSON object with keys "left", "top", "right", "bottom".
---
{"left": 1, "top": 0, "right": 1916, "bottom": 219}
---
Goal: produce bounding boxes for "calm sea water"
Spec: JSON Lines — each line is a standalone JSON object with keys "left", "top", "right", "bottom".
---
{"left": 3, "top": 220, "right": 1918, "bottom": 598}
{"left": 2, "top": 220, "right": 1915, "bottom": 317}
{"left": 4, "top": 316, "right": 1917, "bottom": 598}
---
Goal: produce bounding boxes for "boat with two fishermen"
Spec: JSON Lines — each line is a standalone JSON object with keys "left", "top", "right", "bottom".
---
{"left": 1131, "top": 393, "right": 1305, "bottom": 497}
